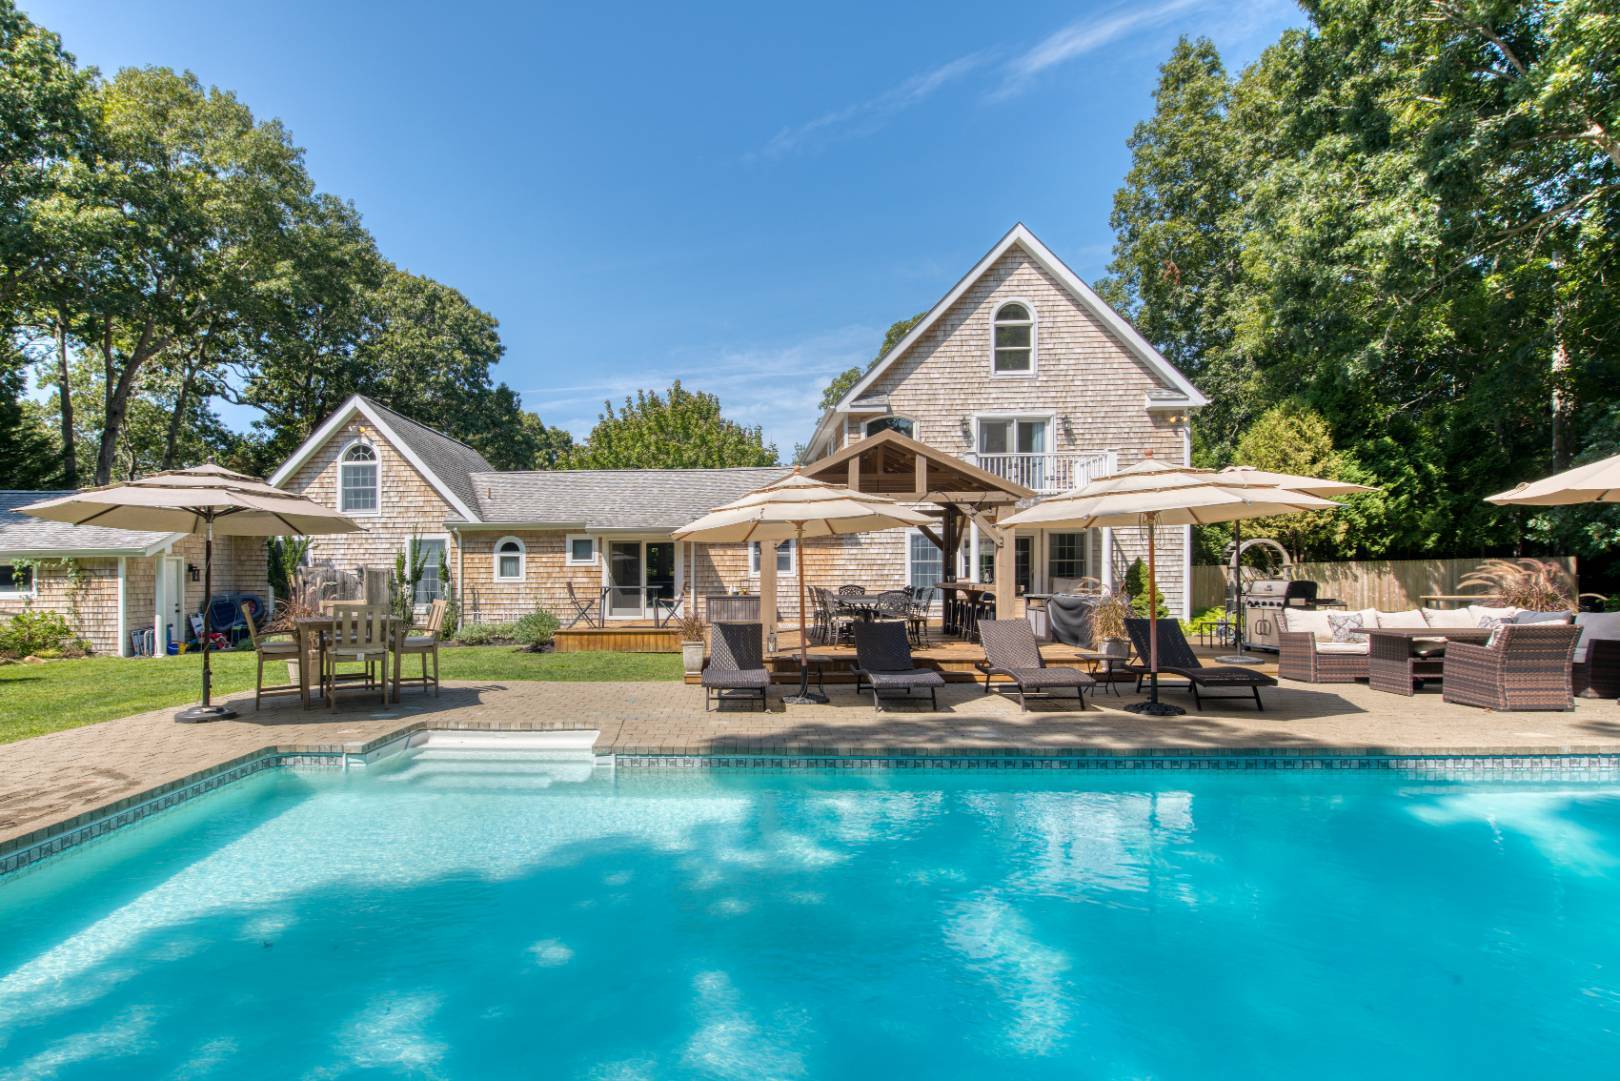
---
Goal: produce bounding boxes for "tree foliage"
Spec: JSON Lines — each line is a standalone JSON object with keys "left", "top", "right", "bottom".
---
{"left": 1105, "top": 6, "right": 1620, "bottom": 580}
{"left": 568, "top": 380, "right": 778, "bottom": 469}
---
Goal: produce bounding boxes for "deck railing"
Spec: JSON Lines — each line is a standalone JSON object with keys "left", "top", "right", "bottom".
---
{"left": 968, "top": 450, "right": 1116, "bottom": 494}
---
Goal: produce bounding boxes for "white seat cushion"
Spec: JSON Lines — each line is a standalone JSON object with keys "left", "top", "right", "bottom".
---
{"left": 256, "top": 640, "right": 300, "bottom": 655}
{"left": 1423, "top": 607, "right": 1478, "bottom": 628}
{"left": 1467, "top": 604, "right": 1522, "bottom": 626}
{"left": 1316, "top": 641, "right": 1369, "bottom": 655}
{"left": 1282, "top": 608, "right": 1336, "bottom": 643}
{"left": 1378, "top": 609, "right": 1428, "bottom": 629}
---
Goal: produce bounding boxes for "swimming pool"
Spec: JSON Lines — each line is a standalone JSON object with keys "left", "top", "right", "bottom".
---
{"left": 3, "top": 743, "right": 1618, "bottom": 1079}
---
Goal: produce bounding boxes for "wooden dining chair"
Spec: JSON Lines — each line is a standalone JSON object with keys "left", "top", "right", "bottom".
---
{"left": 243, "top": 601, "right": 303, "bottom": 709}
{"left": 324, "top": 606, "right": 391, "bottom": 710}
{"left": 396, "top": 599, "right": 447, "bottom": 698}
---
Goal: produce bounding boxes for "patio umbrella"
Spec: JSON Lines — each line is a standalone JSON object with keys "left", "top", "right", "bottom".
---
{"left": 1485, "top": 452, "right": 1620, "bottom": 506}
{"left": 19, "top": 464, "right": 363, "bottom": 723}
{"left": 673, "top": 470, "right": 934, "bottom": 704}
{"left": 1213, "top": 466, "right": 1376, "bottom": 663}
{"left": 1000, "top": 457, "right": 1342, "bottom": 716}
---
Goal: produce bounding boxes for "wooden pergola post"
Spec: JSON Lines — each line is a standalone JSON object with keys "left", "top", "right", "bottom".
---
{"left": 993, "top": 508, "right": 1017, "bottom": 619}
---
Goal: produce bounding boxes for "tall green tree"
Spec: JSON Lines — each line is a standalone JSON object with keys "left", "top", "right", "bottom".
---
{"left": 569, "top": 380, "right": 777, "bottom": 469}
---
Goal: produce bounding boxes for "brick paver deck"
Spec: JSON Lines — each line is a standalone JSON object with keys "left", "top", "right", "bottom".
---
{"left": 4, "top": 677, "right": 1620, "bottom": 856}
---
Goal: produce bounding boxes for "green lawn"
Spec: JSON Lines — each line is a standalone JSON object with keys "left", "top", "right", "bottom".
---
{"left": 0, "top": 646, "right": 681, "bottom": 745}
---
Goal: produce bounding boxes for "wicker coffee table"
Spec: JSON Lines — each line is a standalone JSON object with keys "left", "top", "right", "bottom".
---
{"left": 1363, "top": 627, "right": 1493, "bottom": 696}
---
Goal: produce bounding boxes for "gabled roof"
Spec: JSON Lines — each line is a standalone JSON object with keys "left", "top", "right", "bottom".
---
{"left": 467, "top": 467, "right": 791, "bottom": 531}
{"left": 803, "top": 429, "right": 1033, "bottom": 505}
{"left": 268, "top": 395, "right": 493, "bottom": 522}
{"left": 0, "top": 491, "right": 180, "bottom": 557}
{"left": 808, "top": 223, "right": 1208, "bottom": 455}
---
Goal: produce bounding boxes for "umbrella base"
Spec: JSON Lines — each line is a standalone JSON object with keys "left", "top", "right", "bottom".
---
{"left": 175, "top": 704, "right": 238, "bottom": 724}
{"left": 1216, "top": 653, "right": 1265, "bottom": 665}
{"left": 783, "top": 693, "right": 829, "bottom": 706}
{"left": 1124, "top": 700, "right": 1186, "bottom": 717}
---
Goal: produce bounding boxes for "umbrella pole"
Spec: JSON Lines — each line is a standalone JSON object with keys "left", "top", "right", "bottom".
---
{"left": 1126, "top": 512, "right": 1184, "bottom": 717}
{"left": 176, "top": 515, "right": 239, "bottom": 723}
{"left": 784, "top": 522, "right": 827, "bottom": 705}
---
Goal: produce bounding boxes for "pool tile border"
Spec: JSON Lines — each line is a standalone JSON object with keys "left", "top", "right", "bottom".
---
{"left": 5, "top": 732, "right": 1620, "bottom": 880}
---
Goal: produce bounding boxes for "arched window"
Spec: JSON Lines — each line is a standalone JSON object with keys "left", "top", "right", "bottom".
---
{"left": 338, "top": 441, "right": 379, "bottom": 513}
{"left": 864, "top": 416, "right": 916, "bottom": 440}
{"left": 992, "top": 301, "right": 1035, "bottom": 375}
{"left": 494, "top": 536, "right": 526, "bottom": 581}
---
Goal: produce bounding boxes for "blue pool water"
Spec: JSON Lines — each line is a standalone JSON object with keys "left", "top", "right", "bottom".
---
{"left": 3, "top": 750, "right": 1620, "bottom": 1080}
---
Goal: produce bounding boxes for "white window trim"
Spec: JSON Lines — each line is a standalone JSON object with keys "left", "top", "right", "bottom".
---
{"left": 404, "top": 533, "right": 451, "bottom": 606}
{"left": 0, "top": 563, "right": 37, "bottom": 598}
{"left": 336, "top": 438, "right": 382, "bottom": 517}
{"left": 492, "top": 536, "right": 526, "bottom": 582}
{"left": 990, "top": 297, "right": 1037, "bottom": 378}
{"left": 749, "top": 538, "right": 795, "bottom": 576}
{"left": 863, "top": 415, "right": 919, "bottom": 441}
{"left": 564, "top": 533, "right": 598, "bottom": 566}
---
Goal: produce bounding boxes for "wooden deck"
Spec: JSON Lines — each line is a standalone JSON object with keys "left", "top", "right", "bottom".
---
{"left": 553, "top": 621, "right": 680, "bottom": 653}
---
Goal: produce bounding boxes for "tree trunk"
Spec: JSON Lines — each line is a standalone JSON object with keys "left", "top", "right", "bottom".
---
{"left": 54, "top": 311, "right": 76, "bottom": 488}
{"left": 93, "top": 318, "right": 159, "bottom": 486}
{"left": 1550, "top": 324, "right": 1572, "bottom": 471}
{"left": 162, "top": 360, "right": 197, "bottom": 470}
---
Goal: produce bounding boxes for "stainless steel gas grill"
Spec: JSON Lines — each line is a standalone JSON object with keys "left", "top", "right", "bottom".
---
{"left": 1240, "top": 578, "right": 1339, "bottom": 652}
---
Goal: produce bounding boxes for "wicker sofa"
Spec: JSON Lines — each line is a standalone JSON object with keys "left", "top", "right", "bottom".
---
{"left": 1573, "top": 612, "right": 1620, "bottom": 698}
{"left": 1442, "top": 623, "right": 1582, "bottom": 711}
{"left": 1278, "top": 604, "right": 1527, "bottom": 685}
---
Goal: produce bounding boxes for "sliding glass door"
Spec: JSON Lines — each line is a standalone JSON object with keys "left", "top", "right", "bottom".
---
{"left": 605, "top": 539, "right": 679, "bottom": 619}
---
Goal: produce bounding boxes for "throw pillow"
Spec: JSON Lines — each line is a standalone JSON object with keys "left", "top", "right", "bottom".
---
{"left": 1327, "top": 611, "right": 1365, "bottom": 644}
{"left": 1478, "top": 615, "right": 1508, "bottom": 633}
{"left": 1513, "top": 610, "right": 1572, "bottom": 625}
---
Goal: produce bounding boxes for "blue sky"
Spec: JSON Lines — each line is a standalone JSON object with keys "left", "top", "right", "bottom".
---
{"left": 25, "top": 0, "right": 1301, "bottom": 457}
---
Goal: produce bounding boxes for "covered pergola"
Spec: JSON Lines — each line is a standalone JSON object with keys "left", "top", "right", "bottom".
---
{"left": 797, "top": 429, "right": 1035, "bottom": 625}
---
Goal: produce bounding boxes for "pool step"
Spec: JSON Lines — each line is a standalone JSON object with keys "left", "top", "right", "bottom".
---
{"left": 371, "top": 733, "right": 603, "bottom": 788}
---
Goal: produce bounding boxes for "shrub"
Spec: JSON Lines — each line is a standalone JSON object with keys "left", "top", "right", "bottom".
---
{"left": 452, "top": 622, "right": 515, "bottom": 646}
{"left": 512, "top": 609, "right": 561, "bottom": 649}
{"left": 1123, "top": 558, "right": 1171, "bottom": 619}
{"left": 0, "top": 609, "right": 90, "bottom": 659}
{"left": 1459, "top": 558, "right": 1576, "bottom": 612}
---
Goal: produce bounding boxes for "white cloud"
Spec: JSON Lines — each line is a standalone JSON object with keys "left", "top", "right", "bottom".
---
{"left": 521, "top": 324, "right": 876, "bottom": 458}
{"left": 992, "top": 0, "right": 1207, "bottom": 100}
{"left": 752, "top": 51, "right": 992, "bottom": 160}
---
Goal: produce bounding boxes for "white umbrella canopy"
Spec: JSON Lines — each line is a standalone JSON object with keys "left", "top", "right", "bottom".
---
{"left": 1000, "top": 457, "right": 1342, "bottom": 715}
{"left": 19, "top": 464, "right": 364, "bottom": 723}
{"left": 673, "top": 471, "right": 934, "bottom": 703}
{"left": 1486, "top": 453, "right": 1620, "bottom": 506}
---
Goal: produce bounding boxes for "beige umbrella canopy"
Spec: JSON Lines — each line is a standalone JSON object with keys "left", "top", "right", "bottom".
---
{"left": 1001, "top": 457, "right": 1342, "bottom": 715}
{"left": 673, "top": 470, "right": 933, "bottom": 704}
{"left": 1486, "top": 453, "right": 1620, "bottom": 506}
{"left": 20, "top": 464, "right": 363, "bottom": 723}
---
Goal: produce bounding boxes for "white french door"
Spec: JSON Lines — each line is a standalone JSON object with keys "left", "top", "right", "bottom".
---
{"left": 604, "top": 540, "right": 679, "bottom": 619}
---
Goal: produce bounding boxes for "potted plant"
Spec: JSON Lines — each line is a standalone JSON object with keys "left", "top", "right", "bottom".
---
{"left": 1091, "top": 592, "right": 1132, "bottom": 660}
{"left": 677, "top": 612, "right": 707, "bottom": 674}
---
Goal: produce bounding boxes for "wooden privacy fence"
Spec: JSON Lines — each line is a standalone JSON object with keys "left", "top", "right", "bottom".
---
{"left": 1191, "top": 556, "right": 1578, "bottom": 613}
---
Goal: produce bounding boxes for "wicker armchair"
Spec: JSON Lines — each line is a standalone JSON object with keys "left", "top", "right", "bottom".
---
{"left": 1441, "top": 623, "right": 1581, "bottom": 711}
{"left": 1278, "top": 631, "right": 1369, "bottom": 684}
{"left": 1575, "top": 638, "right": 1620, "bottom": 699}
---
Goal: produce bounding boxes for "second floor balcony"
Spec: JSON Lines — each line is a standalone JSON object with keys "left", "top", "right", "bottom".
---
{"left": 967, "top": 450, "right": 1117, "bottom": 495}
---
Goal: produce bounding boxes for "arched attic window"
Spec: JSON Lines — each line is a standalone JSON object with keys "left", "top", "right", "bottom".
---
{"left": 338, "top": 441, "right": 379, "bottom": 513}
{"left": 991, "top": 301, "right": 1036, "bottom": 375}
{"left": 494, "top": 536, "right": 526, "bottom": 581}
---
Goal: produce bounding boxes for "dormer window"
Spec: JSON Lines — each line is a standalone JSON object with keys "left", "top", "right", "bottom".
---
{"left": 992, "top": 301, "right": 1035, "bottom": 375}
{"left": 339, "top": 442, "right": 379, "bottom": 513}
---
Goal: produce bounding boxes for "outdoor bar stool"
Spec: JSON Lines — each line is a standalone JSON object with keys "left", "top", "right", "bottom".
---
{"left": 395, "top": 599, "right": 447, "bottom": 698}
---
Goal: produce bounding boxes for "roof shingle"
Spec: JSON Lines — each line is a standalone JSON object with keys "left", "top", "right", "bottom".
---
{"left": 470, "top": 468, "right": 790, "bottom": 530}
{"left": 0, "top": 491, "right": 178, "bottom": 556}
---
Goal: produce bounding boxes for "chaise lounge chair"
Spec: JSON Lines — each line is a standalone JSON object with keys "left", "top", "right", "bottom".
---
{"left": 1124, "top": 618, "right": 1276, "bottom": 710}
{"left": 702, "top": 622, "right": 771, "bottom": 712}
{"left": 852, "top": 620, "right": 944, "bottom": 712}
{"left": 975, "top": 619, "right": 1093, "bottom": 710}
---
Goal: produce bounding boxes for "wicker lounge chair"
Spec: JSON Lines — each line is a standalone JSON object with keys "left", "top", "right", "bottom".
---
{"left": 702, "top": 622, "right": 771, "bottom": 712}
{"left": 1124, "top": 618, "right": 1276, "bottom": 710}
{"left": 1441, "top": 622, "right": 1581, "bottom": 711}
{"left": 852, "top": 620, "right": 944, "bottom": 711}
{"left": 975, "top": 619, "right": 1093, "bottom": 710}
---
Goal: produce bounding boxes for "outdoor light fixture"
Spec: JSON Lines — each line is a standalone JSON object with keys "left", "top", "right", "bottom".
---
{"left": 187, "top": 563, "right": 200, "bottom": 582}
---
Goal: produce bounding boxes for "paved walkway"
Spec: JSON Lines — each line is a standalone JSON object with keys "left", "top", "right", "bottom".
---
{"left": 4, "top": 678, "right": 1620, "bottom": 854}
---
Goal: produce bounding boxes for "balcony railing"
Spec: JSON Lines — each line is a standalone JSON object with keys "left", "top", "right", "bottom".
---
{"left": 969, "top": 451, "right": 1117, "bottom": 494}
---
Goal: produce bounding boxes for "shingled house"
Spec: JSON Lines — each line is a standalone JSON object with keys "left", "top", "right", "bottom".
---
{"left": 5, "top": 223, "right": 1202, "bottom": 654}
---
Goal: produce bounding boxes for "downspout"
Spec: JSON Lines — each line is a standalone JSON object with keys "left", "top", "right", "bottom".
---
{"left": 452, "top": 525, "right": 466, "bottom": 621}
{"left": 117, "top": 557, "right": 129, "bottom": 657}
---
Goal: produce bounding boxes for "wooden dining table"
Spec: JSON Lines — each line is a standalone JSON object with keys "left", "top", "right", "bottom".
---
{"left": 294, "top": 613, "right": 408, "bottom": 707}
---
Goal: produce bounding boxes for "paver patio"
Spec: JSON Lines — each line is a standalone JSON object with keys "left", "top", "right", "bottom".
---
{"left": 4, "top": 677, "right": 1620, "bottom": 858}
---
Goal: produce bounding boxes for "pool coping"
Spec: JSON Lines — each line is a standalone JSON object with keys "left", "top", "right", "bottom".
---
{"left": 7, "top": 719, "right": 1620, "bottom": 879}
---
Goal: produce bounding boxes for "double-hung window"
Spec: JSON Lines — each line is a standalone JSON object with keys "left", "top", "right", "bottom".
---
{"left": 339, "top": 442, "right": 378, "bottom": 513}
{"left": 412, "top": 538, "right": 447, "bottom": 604}
{"left": 749, "top": 539, "right": 795, "bottom": 575}
{"left": 992, "top": 302, "right": 1035, "bottom": 374}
